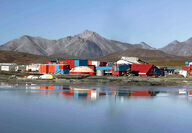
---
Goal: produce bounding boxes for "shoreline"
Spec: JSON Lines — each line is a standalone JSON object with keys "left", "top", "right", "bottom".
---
{"left": 0, "top": 72, "right": 192, "bottom": 86}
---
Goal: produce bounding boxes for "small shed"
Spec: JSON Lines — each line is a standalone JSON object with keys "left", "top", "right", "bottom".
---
{"left": 26, "top": 64, "right": 40, "bottom": 72}
{"left": 0, "top": 63, "right": 17, "bottom": 71}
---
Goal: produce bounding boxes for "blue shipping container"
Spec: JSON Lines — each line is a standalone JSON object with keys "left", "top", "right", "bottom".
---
{"left": 185, "top": 61, "right": 189, "bottom": 66}
{"left": 55, "top": 65, "right": 70, "bottom": 74}
{"left": 153, "top": 66, "right": 163, "bottom": 76}
{"left": 59, "top": 69, "right": 70, "bottom": 74}
{"left": 49, "top": 62, "right": 57, "bottom": 64}
{"left": 114, "top": 65, "right": 130, "bottom": 71}
{"left": 96, "top": 66, "right": 112, "bottom": 70}
{"left": 74, "top": 60, "right": 88, "bottom": 66}
{"left": 54, "top": 65, "right": 60, "bottom": 74}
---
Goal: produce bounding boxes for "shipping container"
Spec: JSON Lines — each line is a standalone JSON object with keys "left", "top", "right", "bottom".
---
{"left": 46, "top": 61, "right": 51, "bottom": 64}
{"left": 100, "top": 62, "right": 107, "bottom": 66}
{"left": 59, "top": 61, "right": 65, "bottom": 64}
{"left": 96, "top": 66, "right": 112, "bottom": 71}
{"left": 48, "top": 64, "right": 55, "bottom": 73}
{"left": 26, "top": 64, "right": 40, "bottom": 72}
{"left": 64, "top": 59, "right": 75, "bottom": 69}
{"left": 1, "top": 65, "right": 16, "bottom": 71}
{"left": 88, "top": 65, "right": 96, "bottom": 72}
{"left": 153, "top": 66, "right": 164, "bottom": 76}
{"left": 16, "top": 65, "right": 26, "bottom": 72}
{"left": 54, "top": 64, "right": 70, "bottom": 74}
{"left": 74, "top": 60, "right": 88, "bottom": 67}
{"left": 185, "top": 61, "right": 189, "bottom": 66}
{"left": 59, "top": 65, "right": 70, "bottom": 69}
{"left": 40, "top": 65, "right": 48, "bottom": 73}
{"left": 182, "top": 66, "right": 190, "bottom": 71}
{"left": 88, "top": 61, "right": 92, "bottom": 65}
{"left": 113, "top": 64, "right": 130, "bottom": 71}
{"left": 46, "top": 61, "right": 56, "bottom": 64}
{"left": 54, "top": 64, "right": 60, "bottom": 74}
{"left": 60, "top": 69, "right": 70, "bottom": 74}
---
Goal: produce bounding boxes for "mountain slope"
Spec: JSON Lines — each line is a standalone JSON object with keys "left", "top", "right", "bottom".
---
{"left": 94, "top": 48, "right": 190, "bottom": 62}
{"left": 0, "top": 50, "right": 53, "bottom": 64}
{"left": 161, "top": 38, "right": 192, "bottom": 56}
{"left": 0, "top": 30, "right": 155, "bottom": 58}
{"left": 134, "top": 42, "right": 155, "bottom": 50}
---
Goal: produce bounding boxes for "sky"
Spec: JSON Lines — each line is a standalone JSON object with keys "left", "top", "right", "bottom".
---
{"left": 1, "top": 0, "right": 192, "bottom": 48}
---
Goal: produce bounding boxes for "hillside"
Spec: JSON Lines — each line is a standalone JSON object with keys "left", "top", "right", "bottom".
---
{"left": 0, "top": 50, "right": 76, "bottom": 65}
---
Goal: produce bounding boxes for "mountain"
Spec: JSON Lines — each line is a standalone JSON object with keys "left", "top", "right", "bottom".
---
{"left": 0, "top": 30, "right": 155, "bottom": 58}
{"left": 161, "top": 38, "right": 192, "bottom": 56}
{"left": 94, "top": 48, "right": 190, "bottom": 62}
{"left": 134, "top": 42, "right": 155, "bottom": 50}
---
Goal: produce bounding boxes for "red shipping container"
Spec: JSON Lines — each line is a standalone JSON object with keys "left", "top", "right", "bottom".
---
{"left": 183, "top": 66, "right": 190, "bottom": 71}
{"left": 48, "top": 64, "right": 55, "bottom": 73}
{"left": 130, "top": 91, "right": 152, "bottom": 97}
{"left": 88, "top": 65, "right": 96, "bottom": 72}
{"left": 88, "top": 61, "right": 92, "bottom": 65}
{"left": 64, "top": 59, "right": 75, "bottom": 69}
{"left": 59, "top": 65, "right": 70, "bottom": 69}
{"left": 46, "top": 61, "right": 56, "bottom": 64}
{"left": 46, "top": 61, "right": 51, "bottom": 64}
{"left": 100, "top": 62, "right": 107, "bottom": 66}
{"left": 40, "top": 65, "right": 48, "bottom": 73}
{"left": 59, "top": 61, "right": 65, "bottom": 64}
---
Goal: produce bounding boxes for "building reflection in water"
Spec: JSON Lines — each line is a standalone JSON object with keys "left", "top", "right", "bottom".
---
{"left": 2, "top": 82, "right": 192, "bottom": 102}
{"left": 31, "top": 85, "right": 160, "bottom": 101}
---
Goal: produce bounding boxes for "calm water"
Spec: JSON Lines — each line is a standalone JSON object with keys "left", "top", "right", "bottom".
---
{"left": 0, "top": 82, "right": 192, "bottom": 133}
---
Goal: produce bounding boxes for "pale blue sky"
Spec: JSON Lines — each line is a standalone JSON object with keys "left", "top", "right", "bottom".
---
{"left": 1, "top": 0, "right": 192, "bottom": 48}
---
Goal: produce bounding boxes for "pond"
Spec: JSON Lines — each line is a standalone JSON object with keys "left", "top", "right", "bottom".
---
{"left": 0, "top": 82, "right": 192, "bottom": 133}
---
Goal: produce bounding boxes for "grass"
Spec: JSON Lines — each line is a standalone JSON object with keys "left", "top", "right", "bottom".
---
{"left": 149, "top": 60, "right": 186, "bottom": 67}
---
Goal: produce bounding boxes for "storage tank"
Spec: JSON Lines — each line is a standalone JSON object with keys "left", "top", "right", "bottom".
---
{"left": 96, "top": 70, "right": 104, "bottom": 76}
